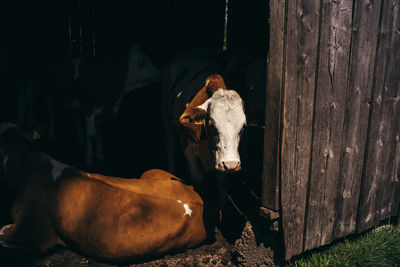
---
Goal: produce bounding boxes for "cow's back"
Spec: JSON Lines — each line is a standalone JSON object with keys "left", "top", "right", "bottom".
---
{"left": 52, "top": 171, "right": 210, "bottom": 262}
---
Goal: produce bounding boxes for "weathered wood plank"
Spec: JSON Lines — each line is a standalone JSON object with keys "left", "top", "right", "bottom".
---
{"left": 262, "top": 0, "right": 285, "bottom": 212}
{"left": 357, "top": 0, "right": 400, "bottom": 232}
{"left": 332, "top": 0, "right": 382, "bottom": 238}
{"left": 390, "top": 125, "right": 400, "bottom": 218}
{"left": 280, "top": 0, "right": 320, "bottom": 259}
{"left": 374, "top": 0, "right": 400, "bottom": 222}
{"left": 388, "top": 122, "right": 400, "bottom": 219}
{"left": 304, "top": 0, "right": 353, "bottom": 251}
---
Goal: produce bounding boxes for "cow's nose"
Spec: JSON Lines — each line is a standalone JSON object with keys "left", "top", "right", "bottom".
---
{"left": 222, "top": 161, "right": 241, "bottom": 172}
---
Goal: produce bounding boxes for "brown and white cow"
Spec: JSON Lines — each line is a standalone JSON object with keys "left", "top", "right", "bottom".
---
{"left": 0, "top": 125, "right": 218, "bottom": 263}
{"left": 162, "top": 53, "right": 246, "bottom": 208}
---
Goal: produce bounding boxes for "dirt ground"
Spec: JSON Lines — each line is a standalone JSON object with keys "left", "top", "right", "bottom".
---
{"left": 0, "top": 228, "right": 235, "bottom": 267}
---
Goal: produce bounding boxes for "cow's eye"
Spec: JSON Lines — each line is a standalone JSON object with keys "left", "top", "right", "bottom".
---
{"left": 208, "top": 122, "right": 218, "bottom": 136}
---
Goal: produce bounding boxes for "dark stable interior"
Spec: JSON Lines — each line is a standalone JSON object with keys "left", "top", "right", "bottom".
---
{"left": 0, "top": 0, "right": 269, "bottom": 246}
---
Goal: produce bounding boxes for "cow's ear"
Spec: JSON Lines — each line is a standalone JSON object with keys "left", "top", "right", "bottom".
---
{"left": 205, "top": 75, "right": 227, "bottom": 97}
{"left": 179, "top": 106, "right": 207, "bottom": 144}
{"left": 196, "top": 98, "right": 210, "bottom": 112}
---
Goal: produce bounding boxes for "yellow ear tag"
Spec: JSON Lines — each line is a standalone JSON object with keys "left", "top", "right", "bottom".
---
{"left": 33, "top": 130, "right": 41, "bottom": 140}
{"left": 194, "top": 121, "right": 203, "bottom": 125}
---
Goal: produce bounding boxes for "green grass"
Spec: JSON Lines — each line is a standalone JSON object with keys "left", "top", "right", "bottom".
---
{"left": 285, "top": 225, "right": 400, "bottom": 267}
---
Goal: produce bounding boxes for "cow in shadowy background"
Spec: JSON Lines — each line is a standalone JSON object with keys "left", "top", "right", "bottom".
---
{"left": 14, "top": 44, "right": 161, "bottom": 173}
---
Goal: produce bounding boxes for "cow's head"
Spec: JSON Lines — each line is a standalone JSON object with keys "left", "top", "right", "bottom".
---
{"left": 124, "top": 45, "right": 160, "bottom": 92}
{"left": 180, "top": 88, "right": 246, "bottom": 172}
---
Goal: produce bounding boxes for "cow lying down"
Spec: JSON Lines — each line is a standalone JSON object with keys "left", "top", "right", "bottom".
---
{"left": 0, "top": 125, "right": 218, "bottom": 263}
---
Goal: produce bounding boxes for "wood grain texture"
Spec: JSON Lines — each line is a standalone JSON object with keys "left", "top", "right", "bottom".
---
{"left": 357, "top": 0, "right": 400, "bottom": 232}
{"left": 332, "top": 0, "right": 382, "bottom": 238}
{"left": 280, "top": 0, "right": 320, "bottom": 259}
{"left": 262, "top": 0, "right": 285, "bottom": 212}
{"left": 272, "top": 0, "right": 400, "bottom": 259}
{"left": 304, "top": 0, "right": 353, "bottom": 251}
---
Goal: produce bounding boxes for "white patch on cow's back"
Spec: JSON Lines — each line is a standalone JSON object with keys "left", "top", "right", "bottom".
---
{"left": 50, "top": 159, "right": 69, "bottom": 181}
{"left": 177, "top": 200, "right": 192, "bottom": 216}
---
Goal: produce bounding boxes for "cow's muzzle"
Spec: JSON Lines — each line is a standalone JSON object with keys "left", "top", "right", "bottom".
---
{"left": 216, "top": 161, "right": 241, "bottom": 172}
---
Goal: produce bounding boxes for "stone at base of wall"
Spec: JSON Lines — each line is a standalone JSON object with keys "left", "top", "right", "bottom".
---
{"left": 232, "top": 221, "right": 275, "bottom": 267}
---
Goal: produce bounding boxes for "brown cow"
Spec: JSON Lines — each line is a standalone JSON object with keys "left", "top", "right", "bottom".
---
{"left": 0, "top": 124, "right": 218, "bottom": 263}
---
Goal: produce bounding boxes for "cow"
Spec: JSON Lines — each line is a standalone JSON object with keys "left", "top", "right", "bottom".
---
{"left": 113, "top": 45, "right": 161, "bottom": 114}
{"left": 19, "top": 44, "right": 161, "bottom": 169}
{"left": 0, "top": 124, "right": 218, "bottom": 263}
{"left": 162, "top": 52, "right": 247, "bottom": 209}
{"left": 72, "top": 45, "right": 160, "bottom": 168}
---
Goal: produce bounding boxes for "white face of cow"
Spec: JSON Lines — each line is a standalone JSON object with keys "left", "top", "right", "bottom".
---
{"left": 198, "top": 89, "right": 246, "bottom": 172}
{"left": 124, "top": 45, "right": 160, "bottom": 93}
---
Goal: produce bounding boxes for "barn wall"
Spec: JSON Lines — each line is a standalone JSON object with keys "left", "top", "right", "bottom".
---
{"left": 265, "top": 0, "right": 400, "bottom": 259}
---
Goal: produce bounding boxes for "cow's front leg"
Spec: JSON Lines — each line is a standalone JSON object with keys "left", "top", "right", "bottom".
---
{"left": 216, "top": 172, "right": 229, "bottom": 210}
{"left": 164, "top": 121, "right": 176, "bottom": 173}
{"left": 184, "top": 144, "right": 205, "bottom": 190}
